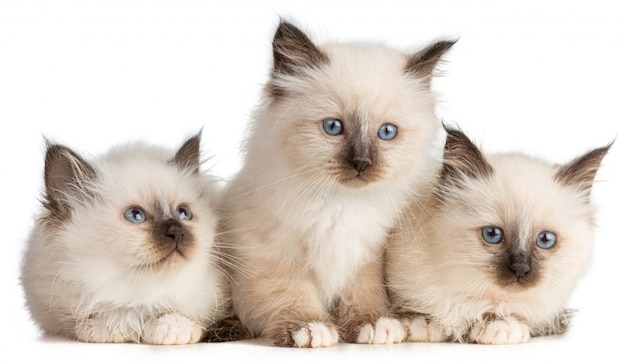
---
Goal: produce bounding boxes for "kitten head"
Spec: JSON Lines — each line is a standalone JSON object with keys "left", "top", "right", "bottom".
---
{"left": 41, "top": 133, "right": 218, "bottom": 283}
{"left": 435, "top": 126, "right": 610, "bottom": 298}
{"left": 249, "top": 21, "right": 455, "bottom": 189}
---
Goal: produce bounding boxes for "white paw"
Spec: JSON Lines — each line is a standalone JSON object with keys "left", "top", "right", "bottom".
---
{"left": 75, "top": 316, "right": 135, "bottom": 343}
{"left": 469, "top": 318, "right": 530, "bottom": 345}
{"left": 292, "top": 322, "right": 338, "bottom": 348}
{"left": 356, "top": 317, "right": 405, "bottom": 344}
{"left": 403, "top": 316, "right": 447, "bottom": 342}
{"left": 143, "top": 313, "right": 203, "bottom": 345}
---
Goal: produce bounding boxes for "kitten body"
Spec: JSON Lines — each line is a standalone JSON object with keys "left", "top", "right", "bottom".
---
{"left": 220, "top": 21, "right": 454, "bottom": 347}
{"left": 20, "top": 134, "right": 229, "bottom": 344}
{"left": 386, "top": 126, "right": 610, "bottom": 344}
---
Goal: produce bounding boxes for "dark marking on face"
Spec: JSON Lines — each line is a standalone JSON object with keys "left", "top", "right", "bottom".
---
{"left": 491, "top": 225, "right": 542, "bottom": 289}
{"left": 333, "top": 114, "right": 384, "bottom": 186}
{"left": 149, "top": 218, "right": 194, "bottom": 261}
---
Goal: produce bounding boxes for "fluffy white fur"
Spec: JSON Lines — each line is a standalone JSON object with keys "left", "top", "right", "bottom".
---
{"left": 220, "top": 21, "right": 452, "bottom": 347}
{"left": 386, "top": 127, "right": 609, "bottom": 344}
{"left": 20, "top": 136, "right": 228, "bottom": 344}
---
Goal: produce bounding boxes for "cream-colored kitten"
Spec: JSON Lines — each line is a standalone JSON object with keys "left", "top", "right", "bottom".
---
{"left": 220, "top": 21, "right": 455, "bottom": 347}
{"left": 20, "top": 134, "right": 229, "bottom": 344}
{"left": 386, "top": 126, "right": 610, "bottom": 344}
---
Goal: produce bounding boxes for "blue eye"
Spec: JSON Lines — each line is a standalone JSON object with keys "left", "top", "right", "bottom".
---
{"left": 176, "top": 205, "right": 192, "bottom": 220}
{"left": 536, "top": 231, "right": 557, "bottom": 249}
{"left": 377, "top": 123, "right": 398, "bottom": 140}
{"left": 124, "top": 207, "right": 146, "bottom": 224}
{"left": 482, "top": 226, "right": 504, "bottom": 244}
{"left": 323, "top": 118, "right": 343, "bottom": 136}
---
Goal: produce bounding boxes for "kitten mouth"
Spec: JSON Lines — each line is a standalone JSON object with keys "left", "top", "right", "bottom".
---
{"left": 339, "top": 173, "right": 378, "bottom": 188}
{"left": 155, "top": 248, "right": 186, "bottom": 266}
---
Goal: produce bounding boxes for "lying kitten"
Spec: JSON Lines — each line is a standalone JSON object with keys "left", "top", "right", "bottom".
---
{"left": 220, "top": 20, "right": 455, "bottom": 347}
{"left": 20, "top": 134, "right": 230, "bottom": 344}
{"left": 386, "top": 125, "right": 610, "bottom": 344}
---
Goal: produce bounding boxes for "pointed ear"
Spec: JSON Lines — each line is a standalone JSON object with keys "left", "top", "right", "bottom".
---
{"left": 440, "top": 124, "right": 493, "bottom": 184}
{"left": 270, "top": 20, "right": 329, "bottom": 96}
{"left": 172, "top": 131, "right": 201, "bottom": 174}
{"left": 554, "top": 142, "right": 612, "bottom": 198}
{"left": 44, "top": 143, "right": 96, "bottom": 219}
{"left": 405, "top": 39, "right": 456, "bottom": 84}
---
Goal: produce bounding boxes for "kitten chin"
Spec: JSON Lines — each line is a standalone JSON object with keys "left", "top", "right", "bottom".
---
{"left": 20, "top": 133, "right": 233, "bottom": 344}
{"left": 386, "top": 125, "right": 611, "bottom": 344}
{"left": 221, "top": 20, "right": 455, "bottom": 347}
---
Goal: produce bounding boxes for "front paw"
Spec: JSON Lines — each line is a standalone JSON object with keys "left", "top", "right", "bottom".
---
{"left": 270, "top": 321, "right": 339, "bottom": 348}
{"left": 143, "top": 313, "right": 203, "bottom": 345}
{"left": 469, "top": 317, "right": 530, "bottom": 345}
{"left": 348, "top": 317, "right": 406, "bottom": 344}
{"left": 75, "top": 316, "right": 136, "bottom": 343}
{"left": 402, "top": 315, "right": 447, "bottom": 342}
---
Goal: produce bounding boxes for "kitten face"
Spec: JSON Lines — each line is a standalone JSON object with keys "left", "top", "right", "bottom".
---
{"left": 42, "top": 134, "right": 217, "bottom": 278}
{"left": 435, "top": 127, "right": 610, "bottom": 296}
{"left": 254, "top": 22, "right": 455, "bottom": 189}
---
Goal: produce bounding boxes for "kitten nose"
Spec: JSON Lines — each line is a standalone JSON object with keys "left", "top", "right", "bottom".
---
{"left": 165, "top": 220, "right": 184, "bottom": 245}
{"left": 350, "top": 159, "right": 370, "bottom": 173}
{"left": 510, "top": 262, "right": 531, "bottom": 279}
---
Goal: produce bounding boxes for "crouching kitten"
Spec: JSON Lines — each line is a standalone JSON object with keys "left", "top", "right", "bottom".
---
{"left": 386, "top": 126, "right": 610, "bottom": 344}
{"left": 20, "top": 133, "right": 230, "bottom": 344}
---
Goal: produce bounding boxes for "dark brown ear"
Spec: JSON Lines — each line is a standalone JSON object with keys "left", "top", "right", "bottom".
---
{"left": 554, "top": 142, "right": 612, "bottom": 198}
{"left": 436, "top": 125, "right": 492, "bottom": 202}
{"left": 441, "top": 124, "right": 493, "bottom": 182}
{"left": 270, "top": 20, "right": 329, "bottom": 96}
{"left": 405, "top": 39, "right": 457, "bottom": 84}
{"left": 172, "top": 132, "right": 201, "bottom": 174}
{"left": 44, "top": 143, "right": 96, "bottom": 219}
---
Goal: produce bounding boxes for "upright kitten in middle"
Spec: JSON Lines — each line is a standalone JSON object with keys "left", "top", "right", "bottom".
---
{"left": 220, "top": 21, "right": 455, "bottom": 347}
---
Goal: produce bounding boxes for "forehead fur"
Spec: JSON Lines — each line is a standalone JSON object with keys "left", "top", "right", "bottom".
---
{"left": 450, "top": 153, "right": 595, "bottom": 222}
{"left": 93, "top": 143, "right": 212, "bottom": 209}
{"left": 270, "top": 42, "right": 436, "bottom": 123}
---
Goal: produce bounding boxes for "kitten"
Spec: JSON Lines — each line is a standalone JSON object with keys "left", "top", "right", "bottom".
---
{"left": 20, "top": 133, "right": 230, "bottom": 344}
{"left": 386, "top": 125, "right": 610, "bottom": 344}
{"left": 219, "top": 20, "right": 455, "bottom": 347}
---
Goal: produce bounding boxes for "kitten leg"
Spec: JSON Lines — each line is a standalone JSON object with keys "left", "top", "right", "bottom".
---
{"left": 335, "top": 258, "right": 405, "bottom": 344}
{"left": 396, "top": 312, "right": 449, "bottom": 342}
{"left": 143, "top": 313, "right": 203, "bottom": 345}
{"left": 468, "top": 314, "right": 530, "bottom": 345}
{"left": 530, "top": 308, "right": 575, "bottom": 337}
{"left": 204, "top": 315, "right": 249, "bottom": 342}
{"left": 75, "top": 314, "right": 137, "bottom": 343}
{"left": 234, "top": 265, "right": 338, "bottom": 348}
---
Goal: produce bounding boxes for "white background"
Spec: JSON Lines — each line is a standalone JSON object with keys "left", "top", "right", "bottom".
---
{"left": 1, "top": 0, "right": 624, "bottom": 363}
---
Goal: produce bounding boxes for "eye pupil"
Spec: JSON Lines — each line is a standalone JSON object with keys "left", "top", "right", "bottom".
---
{"left": 482, "top": 226, "right": 504, "bottom": 244}
{"left": 176, "top": 205, "right": 192, "bottom": 220}
{"left": 323, "top": 119, "right": 343, "bottom": 136}
{"left": 378, "top": 123, "right": 398, "bottom": 140}
{"left": 536, "top": 231, "right": 556, "bottom": 249}
{"left": 124, "top": 207, "right": 146, "bottom": 224}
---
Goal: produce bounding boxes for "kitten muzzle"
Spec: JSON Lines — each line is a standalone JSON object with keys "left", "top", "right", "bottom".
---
{"left": 165, "top": 219, "right": 184, "bottom": 246}
{"left": 350, "top": 159, "right": 371, "bottom": 174}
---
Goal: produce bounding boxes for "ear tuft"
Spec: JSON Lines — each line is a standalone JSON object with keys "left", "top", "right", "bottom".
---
{"left": 43, "top": 143, "right": 96, "bottom": 219}
{"left": 172, "top": 131, "right": 202, "bottom": 174}
{"left": 554, "top": 141, "right": 612, "bottom": 198}
{"left": 405, "top": 39, "right": 457, "bottom": 85}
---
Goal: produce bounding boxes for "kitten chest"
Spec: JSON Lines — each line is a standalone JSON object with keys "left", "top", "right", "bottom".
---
{"left": 300, "top": 195, "right": 395, "bottom": 306}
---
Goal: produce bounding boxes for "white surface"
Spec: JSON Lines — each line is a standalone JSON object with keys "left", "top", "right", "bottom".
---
{"left": 1, "top": 0, "right": 624, "bottom": 362}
